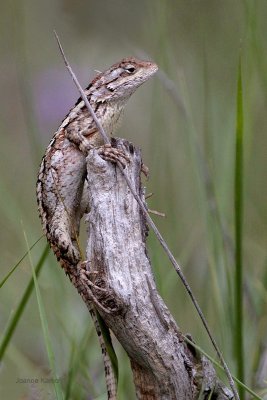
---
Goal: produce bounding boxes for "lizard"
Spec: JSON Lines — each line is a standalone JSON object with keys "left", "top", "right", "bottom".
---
{"left": 36, "top": 57, "right": 158, "bottom": 399}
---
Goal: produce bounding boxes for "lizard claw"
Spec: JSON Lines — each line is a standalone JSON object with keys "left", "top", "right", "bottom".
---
{"left": 77, "top": 261, "right": 107, "bottom": 292}
{"left": 97, "top": 144, "right": 130, "bottom": 168}
{"left": 76, "top": 261, "right": 122, "bottom": 314}
{"left": 78, "top": 261, "right": 107, "bottom": 292}
{"left": 141, "top": 162, "right": 149, "bottom": 178}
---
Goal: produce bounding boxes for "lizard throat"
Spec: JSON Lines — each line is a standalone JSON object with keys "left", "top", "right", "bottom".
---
{"left": 98, "top": 100, "right": 125, "bottom": 136}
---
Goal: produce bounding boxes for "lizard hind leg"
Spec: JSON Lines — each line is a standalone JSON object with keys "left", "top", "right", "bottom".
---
{"left": 49, "top": 209, "right": 82, "bottom": 268}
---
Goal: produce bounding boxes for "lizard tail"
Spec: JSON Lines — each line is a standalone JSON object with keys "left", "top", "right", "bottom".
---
{"left": 60, "top": 255, "right": 118, "bottom": 400}
{"left": 87, "top": 304, "right": 118, "bottom": 400}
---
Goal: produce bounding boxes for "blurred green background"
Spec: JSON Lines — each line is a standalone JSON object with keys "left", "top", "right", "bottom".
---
{"left": 0, "top": 1, "right": 267, "bottom": 399}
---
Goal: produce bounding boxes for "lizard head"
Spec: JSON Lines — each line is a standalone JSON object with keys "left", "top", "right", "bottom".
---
{"left": 89, "top": 57, "right": 158, "bottom": 103}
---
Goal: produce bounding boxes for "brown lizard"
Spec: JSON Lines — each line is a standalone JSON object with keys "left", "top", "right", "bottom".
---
{"left": 36, "top": 57, "right": 158, "bottom": 399}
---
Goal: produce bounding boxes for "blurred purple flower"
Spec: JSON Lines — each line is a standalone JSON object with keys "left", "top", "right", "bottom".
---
{"left": 33, "top": 66, "right": 94, "bottom": 140}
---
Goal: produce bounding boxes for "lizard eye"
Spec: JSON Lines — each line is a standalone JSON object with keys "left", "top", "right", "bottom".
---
{"left": 124, "top": 65, "right": 136, "bottom": 74}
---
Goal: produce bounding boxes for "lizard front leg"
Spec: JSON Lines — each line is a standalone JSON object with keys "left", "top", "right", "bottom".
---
{"left": 65, "top": 115, "right": 130, "bottom": 166}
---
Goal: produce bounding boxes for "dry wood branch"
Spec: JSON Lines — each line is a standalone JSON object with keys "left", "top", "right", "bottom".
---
{"left": 84, "top": 138, "right": 233, "bottom": 400}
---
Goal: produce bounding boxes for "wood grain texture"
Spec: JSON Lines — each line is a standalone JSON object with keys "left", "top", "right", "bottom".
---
{"left": 84, "top": 138, "right": 233, "bottom": 399}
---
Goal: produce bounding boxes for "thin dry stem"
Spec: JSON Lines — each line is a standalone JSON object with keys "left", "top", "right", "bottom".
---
{"left": 54, "top": 31, "right": 239, "bottom": 400}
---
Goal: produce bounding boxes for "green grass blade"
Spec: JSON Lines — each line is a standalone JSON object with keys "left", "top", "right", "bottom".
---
{"left": 64, "top": 340, "right": 76, "bottom": 400}
{"left": 25, "top": 235, "right": 64, "bottom": 400}
{"left": 234, "top": 58, "right": 245, "bottom": 398}
{"left": 64, "top": 328, "right": 97, "bottom": 399}
{"left": 0, "top": 244, "right": 49, "bottom": 360}
{"left": 0, "top": 235, "right": 44, "bottom": 288}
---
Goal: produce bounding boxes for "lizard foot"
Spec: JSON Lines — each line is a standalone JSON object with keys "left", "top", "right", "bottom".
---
{"left": 78, "top": 262, "right": 107, "bottom": 292}
{"left": 76, "top": 261, "right": 122, "bottom": 314}
{"left": 98, "top": 144, "right": 130, "bottom": 168}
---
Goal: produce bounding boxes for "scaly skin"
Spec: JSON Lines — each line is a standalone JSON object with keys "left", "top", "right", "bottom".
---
{"left": 36, "top": 57, "right": 158, "bottom": 399}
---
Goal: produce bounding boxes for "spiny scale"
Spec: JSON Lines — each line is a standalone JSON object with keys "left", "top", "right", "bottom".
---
{"left": 36, "top": 57, "right": 158, "bottom": 400}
